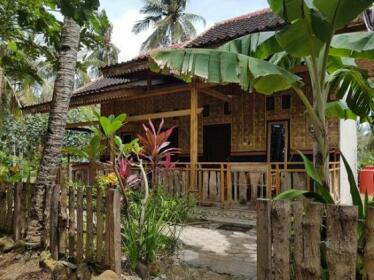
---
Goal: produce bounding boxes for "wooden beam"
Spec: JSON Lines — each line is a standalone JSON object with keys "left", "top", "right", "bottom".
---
{"left": 190, "top": 84, "right": 198, "bottom": 192}
{"left": 200, "top": 88, "right": 232, "bottom": 103}
{"left": 23, "top": 83, "right": 210, "bottom": 114}
{"left": 127, "top": 108, "right": 203, "bottom": 122}
{"left": 66, "top": 108, "right": 203, "bottom": 129}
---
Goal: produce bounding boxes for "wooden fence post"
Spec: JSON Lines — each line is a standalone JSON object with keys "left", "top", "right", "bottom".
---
{"left": 105, "top": 188, "right": 122, "bottom": 276}
{"left": 96, "top": 186, "right": 104, "bottom": 264}
{"left": 6, "top": 185, "right": 14, "bottom": 233}
{"left": 326, "top": 205, "right": 357, "bottom": 280}
{"left": 76, "top": 186, "right": 84, "bottom": 262}
{"left": 50, "top": 184, "right": 60, "bottom": 259}
{"left": 59, "top": 182, "right": 68, "bottom": 256}
{"left": 293, "top": 200, "right": 322, "bottom": 280}
{"left": 68, "top": 183, "right": 76, "bottom": 257}
{"left": 365, "top": 207, "right": 374, "bottom": 279}
{"left": 86, "top": 186, "right": 94, "bottom": 261}
{"left": 272, "top": 200, "right": 291, "bottom": 279}
{"left": 13, "top": 183, "right": 22, "bottom": 241}
{"left": 256, "top": 199, "right": 272, "bottom": 280}
{"left": 0, "top": 185, "right": 5, "bottom": 231}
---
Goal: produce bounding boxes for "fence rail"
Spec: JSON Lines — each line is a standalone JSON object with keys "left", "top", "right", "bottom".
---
{"left": 256, "top": 199, "right": 372, "bottom": 280}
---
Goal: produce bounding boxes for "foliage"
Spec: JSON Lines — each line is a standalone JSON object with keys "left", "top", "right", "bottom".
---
{"left": 133, "top": 0, "right": 206, "bottom": 50}
{"left": 122, "top": 187, "right": 193, "bottom": 269}
{"left": 149, "top": 0, "right": 374, "bottom": 190}
{"left": 357, "top": 123, "right": 374, "bottom": 168}
{"left": 96, "top": 172, "right": 119, "bottom": 188}
{"left": 0, "top": 113, "right": 47, "bottom": 163}
{"left": 138, "top": 119, "right": 179, "bottom": 182}
{"left": 81, "top": 10, "right": 119, "bottom": 77}
{"left": 0, "top": 151, "right": 34, "bottom": 183}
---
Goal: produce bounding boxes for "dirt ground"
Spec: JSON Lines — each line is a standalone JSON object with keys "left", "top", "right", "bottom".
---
{"left": 0, "top": 252, "right": 51, "bottom": 280}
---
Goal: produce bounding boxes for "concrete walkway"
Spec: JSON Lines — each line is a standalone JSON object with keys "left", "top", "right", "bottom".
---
{"left": 176, "top": 221, "right": 257, "bottom": 279}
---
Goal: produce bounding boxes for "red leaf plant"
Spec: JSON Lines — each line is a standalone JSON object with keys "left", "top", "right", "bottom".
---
{"left": 118, "top": 158, "right": 140, "bottom": 188}
{"left": 137, "top": 119, "right": 179, "bottom": 185}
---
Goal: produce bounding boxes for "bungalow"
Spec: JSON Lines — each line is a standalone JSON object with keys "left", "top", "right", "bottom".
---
{"left": 24, "top": 8, "right": 365, "bottom": 207}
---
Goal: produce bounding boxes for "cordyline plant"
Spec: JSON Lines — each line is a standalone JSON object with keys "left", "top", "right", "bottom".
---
{"left": 138, "top": 119, "right": 179, "bottom": 186}
{"left": 149, "top": 0, "right": 374, "bottom": 197}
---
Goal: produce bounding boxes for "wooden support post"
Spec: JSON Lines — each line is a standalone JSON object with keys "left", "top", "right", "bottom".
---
{"left": 105, "top": 188, "right": 122, "bottom": 276}
{"left": 190, "top": 84, "right": 198, "bottom": 192}
{"left": 220, "top": 164, "right": 225, "bottom": 205}
{"left": 256, "top": 199, "right": 272, "bottom": 280}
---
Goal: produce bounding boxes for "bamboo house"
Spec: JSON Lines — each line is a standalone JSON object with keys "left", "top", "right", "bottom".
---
{"left": 24, "top": 8, "right": 365, "bottom": 208}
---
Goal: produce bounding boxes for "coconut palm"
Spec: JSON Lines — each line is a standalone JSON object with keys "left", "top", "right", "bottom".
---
{"left": 82, "top": 10, "right": 119, "bottom": 78}
{"left": 133, "top": 0, "right": 206, "bottom": 50}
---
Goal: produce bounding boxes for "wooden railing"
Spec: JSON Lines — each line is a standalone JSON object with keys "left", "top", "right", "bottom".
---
{"left": 65, "top": 161, "right": 341, "bottom": 207}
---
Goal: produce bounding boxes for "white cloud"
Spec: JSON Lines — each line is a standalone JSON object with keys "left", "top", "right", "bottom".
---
{"left": 112, "top": 10, "right": 214, "bottom": 63}
{"left": 112, "top": 10, "right": 153, "bottom": 62}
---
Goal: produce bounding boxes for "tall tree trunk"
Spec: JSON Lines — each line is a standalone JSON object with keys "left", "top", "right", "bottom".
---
{"left": 27, "top": 17, "right": 80, "bottom": 246}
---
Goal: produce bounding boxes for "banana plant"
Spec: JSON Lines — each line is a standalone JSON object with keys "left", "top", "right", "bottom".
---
{"left": 149, "top": 0, "right": 374, "bottom": 191}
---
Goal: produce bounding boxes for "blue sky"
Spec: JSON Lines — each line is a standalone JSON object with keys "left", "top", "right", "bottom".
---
{"left": 100, "top": 0, "right": 269, "bottom": 62}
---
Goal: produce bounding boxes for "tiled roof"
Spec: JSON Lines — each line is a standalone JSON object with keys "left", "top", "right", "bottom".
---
{"left": 186, "top": 8, "right": 283, "bottom": 47}
{"left": 73, "top": 77, "right": 129, "bottom": 97}
{"left": 102, "top": 8, "right": 283, "bottom": 77}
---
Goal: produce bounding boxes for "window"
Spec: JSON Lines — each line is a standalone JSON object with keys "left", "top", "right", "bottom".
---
{"left": 224, "top": 102, "right": 231, "bottom": 115}
{"left": 203, "top": 104, "right": 210, "bottom": 117}
{"left": 268, "top": 122, "right": 287, "bottom": 162}
{"left": 266, "top": 96, "right": 275, "bottom": 111}
{"left": 282, "top": 94, "right": 291, "bottom": 110}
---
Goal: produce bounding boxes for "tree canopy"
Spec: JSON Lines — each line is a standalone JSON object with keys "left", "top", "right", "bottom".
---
{"left": 133, "top": 0, "right": 206, "bottom": 50}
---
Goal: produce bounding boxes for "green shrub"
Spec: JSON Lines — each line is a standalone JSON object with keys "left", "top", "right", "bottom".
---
{"left": 121, "top": 187, "right": 194, "bottom": 269}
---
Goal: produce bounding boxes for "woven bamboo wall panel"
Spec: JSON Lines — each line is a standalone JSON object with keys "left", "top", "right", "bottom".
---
{"left": 101, "top": 84, "right": 340, "bottom": 155}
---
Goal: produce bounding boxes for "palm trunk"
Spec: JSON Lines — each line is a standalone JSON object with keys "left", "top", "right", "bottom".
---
{"left": 27, "top": 17, "right": 80, "bottom": 246}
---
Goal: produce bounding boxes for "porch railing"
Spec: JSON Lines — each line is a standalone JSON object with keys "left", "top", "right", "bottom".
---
{"left": 64, "top": 161, "right": 341, "bottom": 207}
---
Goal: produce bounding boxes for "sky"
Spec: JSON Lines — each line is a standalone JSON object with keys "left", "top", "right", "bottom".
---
{"left": 99, "top": 0, "right": 269, "bottom": 62}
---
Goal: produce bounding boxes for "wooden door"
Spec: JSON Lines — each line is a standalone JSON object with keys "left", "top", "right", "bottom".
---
{"left": 267, "top": 121, "right": 288, "bottom": 163}
{"left": 203, "top": 124, "right": 231, "bottom": 162}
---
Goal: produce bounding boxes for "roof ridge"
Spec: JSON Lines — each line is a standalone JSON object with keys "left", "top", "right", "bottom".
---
{"left": 75, "top": 76, "right": 105, "bottom": 92}
{"left": 185, "top": 7, "right": 273, "bottom": 47}
{"left": 218, "top": 7, "right": 272, "bottom": 25}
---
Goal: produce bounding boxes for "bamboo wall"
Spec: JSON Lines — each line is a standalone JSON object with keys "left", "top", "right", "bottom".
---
{"left": 101, "top": 82, "right": 339, "bottom": 157}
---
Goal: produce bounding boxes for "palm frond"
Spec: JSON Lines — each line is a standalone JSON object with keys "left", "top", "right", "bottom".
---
{"left": 132, "top": 16, "right": 162, "bottom": 34}
{"left": 183, "top": 13, "right": 206, "bottom": 26}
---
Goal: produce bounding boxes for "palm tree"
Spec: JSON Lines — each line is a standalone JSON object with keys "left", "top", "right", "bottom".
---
{"left": 133, "top": 0, "right": 206, "bottom": 50}
{"left": 27, "top": 16, "right": 81, "bottom": 246}
{"left": 82, "top": 10, "right": 119, "bottom": 79}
